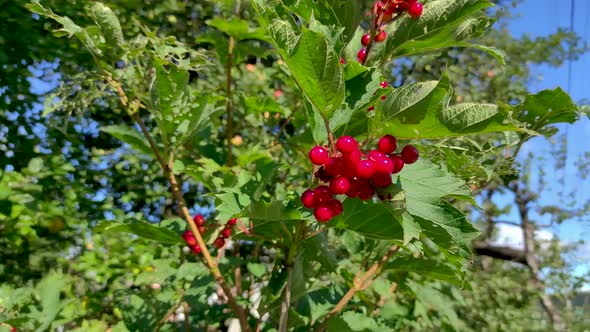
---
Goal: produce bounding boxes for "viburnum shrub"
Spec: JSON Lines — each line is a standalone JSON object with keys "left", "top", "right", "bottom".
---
{"left": 25, "top": 0, "right": 581, "bottom": 331}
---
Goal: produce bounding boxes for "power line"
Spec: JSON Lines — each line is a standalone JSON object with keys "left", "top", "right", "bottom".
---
{"left": 567, "top": 0, "right": 575, "bottom": 93}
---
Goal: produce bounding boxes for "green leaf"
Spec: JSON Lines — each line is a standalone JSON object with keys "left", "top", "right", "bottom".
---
{"left": 95, "top": 220, "right": 183, "bottom": 245}
{"left": 32, "top": 273, "right": 69, "bottom": 332}
{"left": 90, "top": 2, "right": 124, "bottom": 45}
{"left": 287, "top": 29, "right": 345, "bottom": 118}
{"left": 101, "top": 125, "right": 152, "bottom": 155}
{"left": 375, "top": 73, "right": 521, "bottom": 138}
{"left": 207, "top": 18, "right": 268, "bottom": 41}
{"left": 247, "top": 263, "right": 267, "bottom": 278}
{"left": 385, "top": 257, "right": 463, "bottom": 286}
{"left": 330, "top": 199, "right": 404, "bottom": 241}
{"left": 514, "top": 88, "right": 578, "bottom": 133}
{"left": 327, "top": 311, "right": 387, "bottom": 331}
{"left": 365, "top": 0, "right": 495, "bottom": 64}
{"left": 398, "top": 161, "right": 479, "bottom": 255}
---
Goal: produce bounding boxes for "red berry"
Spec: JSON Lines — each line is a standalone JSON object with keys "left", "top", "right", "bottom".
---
{"left": 190, "top": 244, "right": 202, "bottom": 254}
{"left": 324, "top": 157, "right": 343, "bottom": 177}
{"left": 328, "top": 199, "right": 343, "bottom": 216}
{"left": 374, "top": 156, "right": 395, "bottom": 174}
{"left": 383, "top": 7, "right": 395, "bottom": 21}
{"left": 301, "top": 189, "right": 316, "bottom": 208}
{"left": 198, "top": 225, "right": 206, "bottom": 234}
{"left": 314, "top": 204, "right": 333, "bottom": 222}
{"left": 375, "top": 30, "right": 387, "bottom": 42}
{"left": 357, "top": 48, "right": 367, "bottom": 62}
{"left": 401, "top": 145, "right": 419, "bottom": 164}
{"left": 182, "top": 230, "right": 197, "bottom": 246}
{"left": 368, "top": 150, "right": 386, "bottom": 162}
{"left": 193, "top": 214, "right": 205, "bottom": 226}
{"left": 316, "top": 166, "right": 334, "bottom": 183}
{"left": 227, "top": 218, "right": 237, "bottom": 226}
{"left": 380, "top": 81, "right": 389, "bottom": 88}
{"left": 378, "top": 135, "right": 397, "bottom": 154}
{"left": 213, "top": 237, "right": 225, "bottom": 248}
{"left": 408, "top": 2, "right": 423, "bottom": 18}
{"left": 367, "top": 105, "right": 375, "bottom": 112}
{"left": 330, "top": 176, "right": 350, "bottom": 195}
{"left": 314, "top": 185, "right": 333, "bottom": 204}
{"left": 361, "top": 33, "right": 371, "bottom": 47}
{"left": 345, "top": 179, "right": 361, "bottom": 198}
{"left": 340, "top": 57, "right": 345, "bottom": 64}
{"left": 356, "top": 160, "right": 375, "bottom": 178}
{"left": 397, "top": 2, "right": 410, "bottom": 12}
{"left": 336, "top": 136, "right": 358, "bottom": 153}
{"left": 358, "top": 182, "right": 376, "bottom": 200}
{"left": 343, "top": 149, "right": 362, "bottom": 164}
{"left": 309, "top": 146, "right": 329, "bottom": 165}
{"left": 372, "top": 173, "right": 393, "bottom": 188}
{"left": 391, "top": 155, "right": 405, "bottom": 173}
{"left": 221, "top": 227, "right": 232, "bottom": 239}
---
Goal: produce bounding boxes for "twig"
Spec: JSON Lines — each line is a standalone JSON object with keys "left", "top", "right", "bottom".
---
{"left": 154, "top": 294, "right": 185, "bottom": 332}
{"left": 278, "top": 264, "right": 293, "bottom": 332}
{"left": 323, "top": 117, "right": 336, "bottom": 153}
{"left": 182, "top": 302, "right": 191, "bottom": 332}
{"left": 108, "top": 76, "right": 252, "bottom": 332}
{"left": 314, "top": 245, "right": 400, "bottom": 332}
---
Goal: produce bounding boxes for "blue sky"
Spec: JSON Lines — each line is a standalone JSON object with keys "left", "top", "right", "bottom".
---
{"left": 492, "top": 0, "right": 590, "bottom": 282}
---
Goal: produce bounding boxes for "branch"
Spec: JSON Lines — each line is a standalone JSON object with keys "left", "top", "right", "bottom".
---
{"left": 472, "top": 242, "right": 527, "bottom": 265}
{"left": 108, "top": 76, "right": 252, "bottom": 332}
{"left": 315, "top": 245, "right": 400, "bottom": 332}
{"left": 278, "top": 265, "right": 293, "bottom": 332}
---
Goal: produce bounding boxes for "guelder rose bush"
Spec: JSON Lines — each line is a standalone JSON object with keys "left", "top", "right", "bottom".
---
{"left": 15, "top": 0, "right": 581, "bottom": 331}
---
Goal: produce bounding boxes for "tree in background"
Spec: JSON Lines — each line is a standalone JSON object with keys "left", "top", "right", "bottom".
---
{"left": 0, "top": 0, "right": 588, "bottom": 331}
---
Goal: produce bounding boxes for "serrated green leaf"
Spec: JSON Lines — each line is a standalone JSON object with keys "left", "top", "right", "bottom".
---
{"left": 90, "top": 2, "right": 124, "bottom": 45}
{"left": 330, "top": 199, "right": 404, "bottom": 241}
{"left": 385, "top": 257, "right": 463, "bottom": 286}
{"left": 207, "top": 17, "right": 268, "bottom": 41}
{"left": 95, "top": 220, "right": 183, "bottom": 245}
{"left": 364, "top": 0, "right": 495, "bottom": 64}
{"left": 515, "top": 88, "right": 578, "bottom": 133}
{"left": 101, "top": 125, "right": 152, "bottom": 155}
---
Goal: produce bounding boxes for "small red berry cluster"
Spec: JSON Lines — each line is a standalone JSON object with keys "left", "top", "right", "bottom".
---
{"left": 302, "top": 135, "right": 419, "bottom": 222}
{"left": 357, "top": 0, "right": 424, "bottom": 62}
{"left": 182, "top": 215, "right": 238, "bottom": 253}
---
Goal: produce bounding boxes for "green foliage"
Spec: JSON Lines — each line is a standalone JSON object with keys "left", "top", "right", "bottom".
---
{"left": 1, "top": 0, "right": 586, "bottom": 331}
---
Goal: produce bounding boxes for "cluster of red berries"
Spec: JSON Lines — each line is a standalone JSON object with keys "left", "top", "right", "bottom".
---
{"left": 357, "top": 0, "right": 424, "bottom": 62}
{"left": 182, "top": 215, "right": 238, "bottom": 253}
{"left": 302, "top": 135, "right": 419, "bottom": 222}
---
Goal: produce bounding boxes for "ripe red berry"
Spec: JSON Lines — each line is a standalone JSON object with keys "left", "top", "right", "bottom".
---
{"left": 190, "top": 244, "right": 202, "bottom": 254}
{"left": 380, "top": 81, "right": 389, "bottom": 88}
{"left": 330, "top": 176, "right": 350, "bottom": 195}
{"left": 221, "top": 227, "right": 232, "bottom": 239}
{"left": 372, "top": 173, "right": 393, "bottom": 188}
{"left": 397, "top": 2, "right": 410, "bottom": 12}
{"left": 182, "top": 230, "right": 197, "bottom": 246}
{"left": 367, "top": 105, "right": 375, "bottom": 112}
{"left": 356, "top": 159, "right": 375, "bottom": 178}
{"left": 336, "top": 136, "right": 359, "bottom": 153}
{"left": 361, "top": 33, "right": 371, "bottom": 47}
{"left": 328, "top": 199, "right": 343, "bottom": 216}
{"left": 357, "top": 48, "right": 367, "bottom": 62}
{"left": 213, "top": 237, "right": 225, "bottom": 248}
{"left": 301, "top": 189, "right": 316, "bottom": 208}
{"left": 314, "top": 185, "right": 333, "bottom": 204}
{"left": 391, "top": 155, "right": 405, "bottom": 173}
{"left": 345, "top": 179, "right": 361, "bottom": 198}
{"left": 408, "top": 2, "right": 423, "bottom": 18}
{"left": 193, "top": 214, "right": 205, "bottom": 226}
{"left": 378, "top": 135, "right": 397, "bottom": 154}
{"left": 343, "top": 149, "right": 361, "bottom": 164}
{"left": 314, "top": 204, "right": 333, "bottom": 222}
{"left": 316, "top": 166, "right": 334, "bottom": 183}
{"left": 198, "top": 225, "right": 206, "bottom": 234}
{"left": 401, "top": 145, "right": 419, "bottom": 164}
{"left": 375, "top": 30, "right": 387, "bottom": 42}
{"left": 324, "top": 157, "right": 343, "bottom": 177}
{"left": 368, "top": 150, "right": 386, "bottom": 162}
{"left": 309, "top": 146, "right": 329, "bottom": 165}
{"left": 227, "top": 218, "right": 237, "bottom": 226}
{"left": 358, "top": 182, "right": 376, "bottom": 200}
{"left": 340, "top": 57, "right": 345, "bottom": 64}
{"left": 374, "top": 156, "right": 395, "bottom": 174}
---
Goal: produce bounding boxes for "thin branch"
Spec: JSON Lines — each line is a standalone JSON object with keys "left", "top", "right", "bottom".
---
{"left": 154, "top": 294, "right": 185, "bottom": 332}
{"left": 314, "top": 245, "right": 400, "bottom": 332}
{"left": 323, "top": 117, "right": 336, "bottom": 153}
{"left": 473, "top": 242, "right": 527, "bottom": 265}
{"left": 278, "top": 265, "right": 293, "bottom": 332}
{"left": 109, "top": 76, "right": 252, "bottom": 332}
{"left": 182, "top": 302, "right": 191, "bottom": 332}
